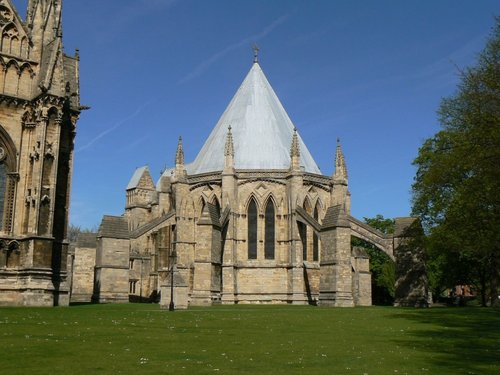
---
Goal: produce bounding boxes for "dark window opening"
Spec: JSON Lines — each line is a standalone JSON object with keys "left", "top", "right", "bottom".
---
{"left": 264, "top": 200, "right": 275, "bottom": 259}
{"left": 299, "top": 222, "right": 307, "bottom": 261}
{"left": 313, "top": 206, "right": 319, "bottom": 261}
{"left": 247, "top": 199, "right": 257, "bottom": 259}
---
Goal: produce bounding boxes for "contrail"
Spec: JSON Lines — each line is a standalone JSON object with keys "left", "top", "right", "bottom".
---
{"left": 179, "top": 14, "right": 289, "bottom": 84}
{"left": 76, "top": 101, "right": 152, "bottom": 153}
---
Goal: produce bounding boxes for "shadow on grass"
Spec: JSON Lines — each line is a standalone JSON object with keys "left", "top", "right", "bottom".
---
{"left": 69, "top": 302, "right": 96, "bottom": 306}
{"left": 389, "top": 307, "right": 500, "bottom": 374}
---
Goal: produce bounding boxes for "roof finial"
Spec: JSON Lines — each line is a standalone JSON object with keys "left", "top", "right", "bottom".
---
{"left": 225, "top": 125, "right": 234, "bottom": 157}
{"left": 290, "top": 127, "right": 301, "bottom": 171}
{"left": 290, "top": 128, "right": 300, "bottom": 158}
{"left": 252, "top": 43, "right": 260, "bottom": 63}
{"left": 333, "top": 138, "right": 348, "bottom": 182}
{"left": 175, "top": 136, "right": 184, "bottom": 166}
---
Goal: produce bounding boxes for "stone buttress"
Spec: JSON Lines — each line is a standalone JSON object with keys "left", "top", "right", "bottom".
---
{"left": 0, "top": 0, "right": 82, "bottom": 306}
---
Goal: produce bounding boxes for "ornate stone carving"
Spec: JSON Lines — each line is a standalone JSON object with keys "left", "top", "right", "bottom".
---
{"left": 238, "top": 178, "right": 287, "bottom": 187}
{"left": 25, "top": 194, "right": 35, "bottom": 205}
{"left": 22, "top": 109, "right": 37, "bottom": 129}
{"left": 0, "top": 5, "right": 14, "bottom": 23}
{"left": 29, "top": 146, "right": 39, "bottom": 162}
{"left": 2, "top": 25, "right": 18, "bottom": 39}
{"left": 44, "top": 142, "right": 55, "bottom": 159}
{"left": 0, "top": 95, "right": 27, "bottom": 107}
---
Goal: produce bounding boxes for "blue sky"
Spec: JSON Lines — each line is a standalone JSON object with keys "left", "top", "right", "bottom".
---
{"left": 12, "top": 0, "right": 499, "bottom": 229}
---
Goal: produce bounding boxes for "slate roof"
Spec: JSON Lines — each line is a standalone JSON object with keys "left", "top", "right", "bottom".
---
{"left": 98, "top": 215, "right": 129, "bottom": 239}
{"left": 76, "top": 232, "right": 97, "bottom": 248}
{"left": 394, "top": 217, "right": 417, "bottom": 237}
{"left": 322, "top": 205, "right": 350, "bottom": 229}
{"left": 186, "top": 62, "right": 322, "bottom": 175}
{"left": 198, "top": 203, "right": 221, "bottom": 228}
{"left": 127, "top": 166, "right": 149, "bottom": 190}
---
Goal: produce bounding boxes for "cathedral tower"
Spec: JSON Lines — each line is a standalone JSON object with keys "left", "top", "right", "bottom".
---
{"left": 0, "top": 0, "right": 81, "bottom": 306}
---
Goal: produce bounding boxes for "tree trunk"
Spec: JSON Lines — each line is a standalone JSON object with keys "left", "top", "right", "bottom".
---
{"left": 490, "top": 253, "right": 499, "bottom": 307}
{"left": 480, "top": 274, "right": 487, "bottom": 307}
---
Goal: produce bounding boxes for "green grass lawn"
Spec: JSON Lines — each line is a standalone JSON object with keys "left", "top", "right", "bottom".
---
{"left": 0, "top": 304, "right": 498, "bottom": 374}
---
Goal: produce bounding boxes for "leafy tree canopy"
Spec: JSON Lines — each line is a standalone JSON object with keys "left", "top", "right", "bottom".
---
{"left": 412, "top": 17, "right": 500, "bottom": 306}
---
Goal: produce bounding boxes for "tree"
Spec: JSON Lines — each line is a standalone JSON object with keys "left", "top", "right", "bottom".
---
{"left": 352, "top": 214, "right": 396, "bottom": 305}
{"left": 412, "top": 18, "right": 500, "bottom": 306}
{"left": 68, "top": 223, "right": 98, "bottom": 244}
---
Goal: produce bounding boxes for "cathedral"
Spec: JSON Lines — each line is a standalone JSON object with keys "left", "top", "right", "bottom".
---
{"left": 82, "top": 52, "right": 426, "bottom": 308}
{"left": 0, "top": 0, "right": 81, "bottom": 306}
{"left": 0, "top": 1, "right": 428, "bottom": 309}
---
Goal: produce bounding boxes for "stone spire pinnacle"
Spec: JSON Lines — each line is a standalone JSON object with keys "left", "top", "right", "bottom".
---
{"left": 224, "top": 125, "right": 234, "bottom": 157}
{"left": 175, "top": 136, "right": 184, "bottom": 167}
{"left": 290, "top": 127, "right": 300, "bottom": 158}
{"left": 252, "top": 44, "right": 260, "bottom": 63}
{"left": 333, "top": 138, "right": 348, "bottom": 183}
{"left": 290, "top": 127, "right": 301, "bottom": 171}
{"left": 224, "top": 125, "right": 235, "bottom": 172}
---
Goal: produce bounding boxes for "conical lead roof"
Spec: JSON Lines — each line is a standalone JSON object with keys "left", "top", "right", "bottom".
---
{"left": 187, "top": 62, "right": 321, "bottom": 175}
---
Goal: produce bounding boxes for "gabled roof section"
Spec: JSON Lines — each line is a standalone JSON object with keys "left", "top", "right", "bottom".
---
{"left": 127, "top": 166, "right": 155, "bottom": 190}
{"left": 76, "top": 232, "right": 97, "bottom": 248}
{"left": 198, "top": 202, "right": 221, "bottom": 228}
{"left": 187, "top": 62, "right": 321, "bottom": 175}
{"left": 394, "top": 217, "right": 419, "bottom": 238}
{"left": 98, "top": 215, "right": 129, "bottom": 239}
{"left": 322, "top": 205, "right": 350, "bottom": 229}
{"left": 0, "top": 0, "right": 31, "bottom": 38}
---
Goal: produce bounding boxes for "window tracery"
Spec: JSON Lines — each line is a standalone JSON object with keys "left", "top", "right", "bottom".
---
{"left": 0, "top": 125, "right": 16, "bottom": 234}
{"left": 264, "top": 198, "right": 275, "bottom": 259}
{"left": 313, "top": 205, "right": 319, "bottom": 261}
{"left": 247, "top": 197, "right": 257, "bottom": 260}
{"left": 302, "top": 198, "right": 312, "bottom": 261}
{"left": 0, "top": 6, "right": 13, "bottom": 24}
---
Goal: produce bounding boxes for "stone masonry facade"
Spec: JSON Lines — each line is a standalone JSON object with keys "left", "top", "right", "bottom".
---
{"left": 77, "top": 60, "right": 428, "bottom": 308}
{"left": 0, "top": 0, "right": 81, "bottom": 306}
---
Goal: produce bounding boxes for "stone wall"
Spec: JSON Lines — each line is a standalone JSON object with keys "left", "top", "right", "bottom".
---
{"left": 93, "top": 237, "right": 129, "bottom": 303}
{"left": 71, "top": 245, "right": 96, "bottom": 303}
{"left": 0, "top": 0, "right": 81, "bottom": 307}
{"left": 351, "top": 247, "right": 371, "bottom": 306}
{"left": 393, "top": 218, "right": 429, "bottom": 307}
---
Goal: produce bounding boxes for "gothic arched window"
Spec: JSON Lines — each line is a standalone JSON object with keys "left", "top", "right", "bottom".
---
{"left": 0, "top": 161, "right": 7, "bottom": 228}
{"left": 302, "top": 198, "right": 312, "bottom": 261}
{"left": 299, "top": 222, "right": 307, "bottom": 261}
{"left": 212, "top": 196, "right": 221, "bottom": 219}
{"left": 264, "top": 199, "right": 275, "bottom": 259}
{"left": 0, "top": 125, "right": 17, "bottom": 233}
{"left": 247, "top": 198, "right": 258, "bottom": 259}
{"left": 199, "top": 197, "right": 206, "bottom": 217}
{"left": 313, "top": 205, "right": 319, "bottom": 261}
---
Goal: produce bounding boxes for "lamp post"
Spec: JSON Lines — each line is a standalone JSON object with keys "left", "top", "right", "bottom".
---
{"left": 168, "top": 249, "right": 177, "bottom": 311}
{"left": 139, "top": 257, "right": 143, "bottom": 302}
